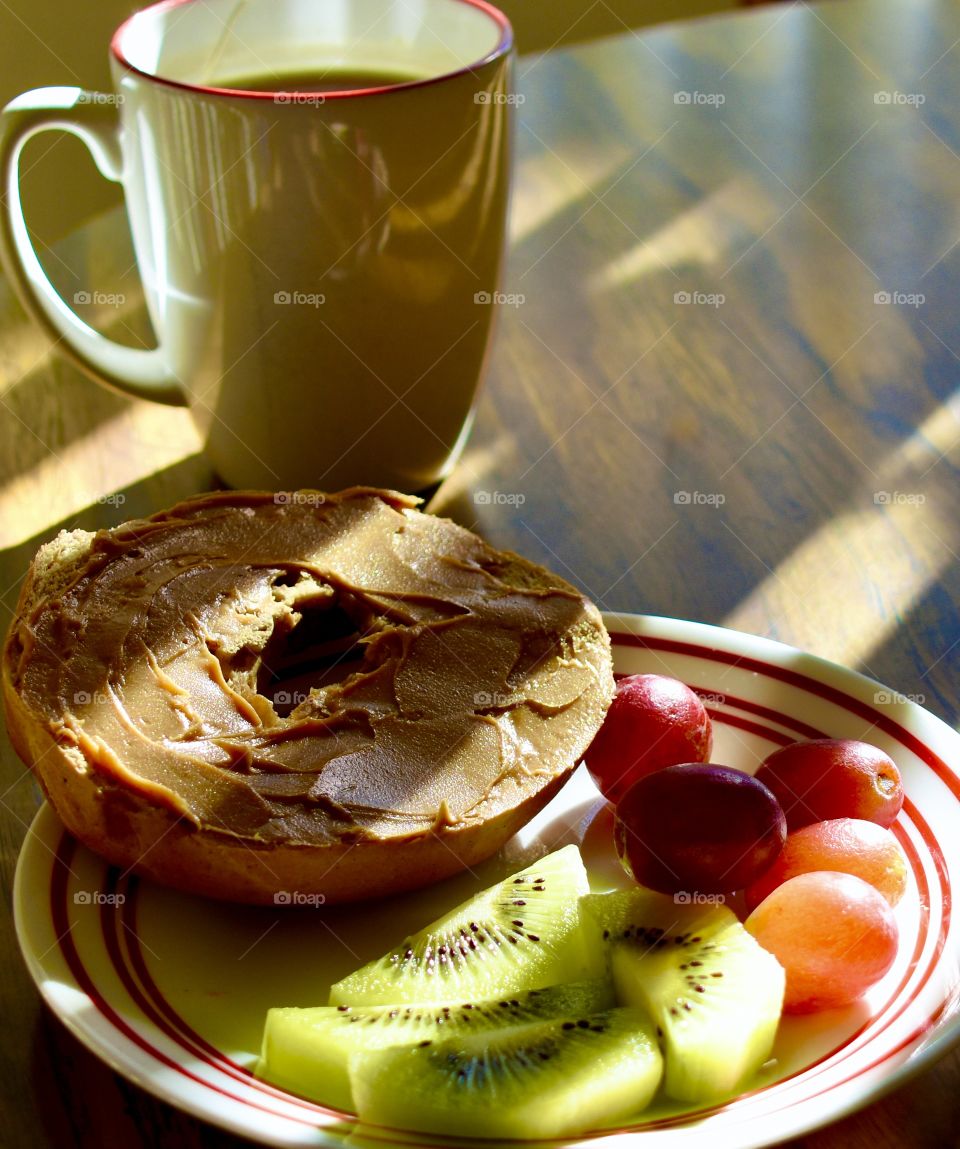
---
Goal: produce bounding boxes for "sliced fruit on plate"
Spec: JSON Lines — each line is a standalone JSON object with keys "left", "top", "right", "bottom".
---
{"left": 349, "top": 1005, "right": 663, "bottom": 1139}
{"left": 583, "top": 889, "right": 785, "bottom": 1103}
{"left": 329, "top": 845, "right": 603, "bottom": 1006}
{"left": 256, "top": 979, "right": 613, "bottom": 1110}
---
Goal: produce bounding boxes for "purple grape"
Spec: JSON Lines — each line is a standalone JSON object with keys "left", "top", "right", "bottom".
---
{"left": 614, "top": 764, "right": 786, "bottom": 895}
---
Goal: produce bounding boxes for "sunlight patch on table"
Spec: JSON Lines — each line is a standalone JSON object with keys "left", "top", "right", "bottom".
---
{"left": 428, "top": 440, "right": 511, "bottom": 518}
{"left": 889, "top": 387, "right": 960, "bottom": 473}
{"left": 0, "top": 317, "right": 55, "bottom": 399}
{"left": 510, "top": 137, "right": 632, "bottom": 245}
{"left": 0, "top": 404, "right": 200, "bottom": 549}
{"left": 723, "top": 497, "right": 950, "bottom": 672}
{"left": 589, "top": 178, "right": 779, "bottom": 292}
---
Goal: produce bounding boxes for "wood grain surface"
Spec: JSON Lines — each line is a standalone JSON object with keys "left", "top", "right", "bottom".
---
{"left": 1, "top": 0, "right": 959, "bottom": 1146}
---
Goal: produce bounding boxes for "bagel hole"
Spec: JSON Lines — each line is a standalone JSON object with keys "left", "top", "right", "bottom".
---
{"left": 271, "top": 570, "right": 302, "bottom": 588}
{"left": 256, "top": 600, "right": 368, "bottom": 716}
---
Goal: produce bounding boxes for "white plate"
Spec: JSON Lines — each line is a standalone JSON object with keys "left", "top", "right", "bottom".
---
{"left": 13, "top": 613, "right": 960, "bottom": 1147}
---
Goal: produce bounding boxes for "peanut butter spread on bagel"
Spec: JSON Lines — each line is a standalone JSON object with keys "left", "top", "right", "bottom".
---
{"left": 3, "top": 490, "right": 613, "bottom": 888}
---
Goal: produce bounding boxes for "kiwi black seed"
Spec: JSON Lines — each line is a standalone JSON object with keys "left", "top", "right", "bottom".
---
{"left": 348, "top": 1006, "right": 664, "bottom": 1139}
{"left": 582, "top": 888, "right": 785, "bottom": 1104}
{"left": 329, "top": 847, "right": 603, "bottom": 1006}
{"left": 259, "top": 980, "right": 610, "bottom": 1118}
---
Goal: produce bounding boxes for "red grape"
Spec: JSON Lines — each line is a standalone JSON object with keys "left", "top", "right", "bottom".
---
{"left": 745, "top": 871, "right": 899, "bottom": 1013}
{"left": 614, "top": 763, "right": 786, "bottom": 895}
{"left": 585, "top": 674, "right": 712, "bottom": 803}
{"left": 753, "top": 739, "right": 903, "bottom": 831}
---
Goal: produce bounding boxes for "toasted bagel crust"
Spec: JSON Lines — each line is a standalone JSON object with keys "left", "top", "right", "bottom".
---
{"left": 3, "top": 489, "right": 613, "bottom": 904}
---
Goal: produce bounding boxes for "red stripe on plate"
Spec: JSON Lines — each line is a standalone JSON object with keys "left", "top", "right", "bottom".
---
{"left": 612, "top": 633, "right": 960, "bottom": 802}
{"left": 116, "top": 874, "right": 339, "bottom": 1112}
{"left": 706, "top": 707, "right": 796, "bottom": 746}
{"left": 694, "top": 684, "right": 827, "bottom": 741}
{"left": 49, "top": 833, "right": 334, "bottom": 1132}
{"left": 47, "top": 627, "right": 958, "bottom": 1145}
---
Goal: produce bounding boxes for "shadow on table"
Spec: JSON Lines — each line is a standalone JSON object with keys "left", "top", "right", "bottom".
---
{"left": 0, "top": 454, "right": 217, "bottom": 626}
{"left": 0, "top": 320, "right": 136, "bottom": 488}
{"left": 856, "top": 584, "right": 960, "bottom": 730}
{"left": 458, "top": 54, "right": 960, "bottom": 718}
{"left": 28, "top": 1007, "right": 264, "bottom": 1149}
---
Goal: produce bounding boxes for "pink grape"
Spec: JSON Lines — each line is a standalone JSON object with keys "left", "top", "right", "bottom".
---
{"left": 744, "top": 818, "right": 909, "bottom": 911}
{"left": 745, "top": 871, "right": 899, "bottom": 1013}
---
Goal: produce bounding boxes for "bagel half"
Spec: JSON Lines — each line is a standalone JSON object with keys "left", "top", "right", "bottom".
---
{"left": 3, "top": 489, "right": 613, "bottom": 904}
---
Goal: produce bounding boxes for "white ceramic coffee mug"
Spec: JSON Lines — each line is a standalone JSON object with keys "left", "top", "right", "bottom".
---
{"left": 0, "top": 0, "right": 514, "bottom": 491}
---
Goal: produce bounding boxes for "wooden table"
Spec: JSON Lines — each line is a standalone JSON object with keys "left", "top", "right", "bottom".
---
{"left": 2, "top": 0, "right": 959, "bottom": 1144}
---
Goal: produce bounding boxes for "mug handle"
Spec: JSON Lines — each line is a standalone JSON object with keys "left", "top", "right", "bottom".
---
{"left": 0, "top": 87, "right": 185, "bottom": 406}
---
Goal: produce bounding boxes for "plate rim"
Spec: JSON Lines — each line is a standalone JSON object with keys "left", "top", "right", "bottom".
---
{"left": 13, "top": 610, "right": 960, "bottom": 1148}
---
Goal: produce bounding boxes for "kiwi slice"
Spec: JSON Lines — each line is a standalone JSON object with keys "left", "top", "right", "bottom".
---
{"left": 256, "top": 979, "right": 613, "bottom": 1111}
{"left": 583, "top": 889, "right": 785, "bottom": 1103}
{"left": 350, "top": 1005, "right": 662, "bottom": 1139}
{"left": 329, "top": 846, "right": 603, "bottom": 1006}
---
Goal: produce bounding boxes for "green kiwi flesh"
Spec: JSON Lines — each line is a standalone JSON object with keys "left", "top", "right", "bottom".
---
{"left": 329, "top": 846, "right": 603, "bottom": 1006}
{"left": 256, "top": 979, "right": 613, "bottom": 1111}
{"left": 583, "top": 889, "right": 785, "bottom": 1102}
{"left": 350, "top": 1005, "right": 662, "bottom": 1139}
